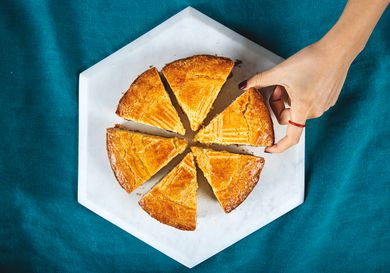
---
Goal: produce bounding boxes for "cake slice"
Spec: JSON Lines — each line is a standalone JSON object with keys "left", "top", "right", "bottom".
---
{"left": 191, "top": 147, "right": 264, "bottom": 213}
{"left": 106, "top": 126, "right": 187, "bottom": 194}
{"left": 194, "top": 88, "right": 274, "bottom": 147}
{"left": 162, "top": 55, "right": 234, "bottom": 131}
{"left": 139, "top": 153, "right": 197, "bottom": 231}
{"left": 116, "top": 67, "right": 185, "bottom": 135}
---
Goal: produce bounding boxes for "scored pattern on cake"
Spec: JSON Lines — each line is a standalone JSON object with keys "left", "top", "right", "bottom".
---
{"left": 106, "top": 127, "right": 187, "bottom": 194}
{"left": 139, "top": 153, "right": 197, "bottom": 231}
{"left": 162, "top": 55, "right": 234, "bottom": 131}
{"left": 191, "top": 147, "right": 264, "bottom": 213}
{"left": 195, "top": 88, "right": 274, "bottom": 147}
{"left": 116, "top": 67, "right": 185, "bottom": 135}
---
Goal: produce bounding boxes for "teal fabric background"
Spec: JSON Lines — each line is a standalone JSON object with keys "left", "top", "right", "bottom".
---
{"left": 0, "top": 0, "right": 389, "bottom": 272}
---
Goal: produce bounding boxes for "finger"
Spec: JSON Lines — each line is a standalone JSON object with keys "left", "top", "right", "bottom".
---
{"left": 265, "top": 107, "right": 307, "bottom": 153}
{"left": 269, "top": 86, "right": 290, "bottom": 125}
{"left": 239, "top": 68, "right": 280, "bottom": 90}
{"left": 279, "top": 108, "right": 291, "bottom": 125}
{"left": 264, "top": 124, "right": 303, "bottom": 153}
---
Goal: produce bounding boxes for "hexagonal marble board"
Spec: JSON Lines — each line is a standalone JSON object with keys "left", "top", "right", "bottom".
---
{"left": 78, "top": 7, "right": 305, "bottom": 268}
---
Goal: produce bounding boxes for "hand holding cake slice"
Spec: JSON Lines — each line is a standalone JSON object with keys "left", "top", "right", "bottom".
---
{"left": 139, "top": 153, "right": 197, "bottom": 231}
{"left": 191, "top": 147, "right": 264, "bottom": 213}
{"left": 194, "top": 88, "right": 274, "bottom": 146}
{"left": 106, "top": 126, "right": 187, "bottom": 194}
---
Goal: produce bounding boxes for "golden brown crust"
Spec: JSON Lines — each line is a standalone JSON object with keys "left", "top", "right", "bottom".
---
{"left": 116, "top": 67, "right": 185, "bottom": 135}
{"left": 191, "top": 147, "right": 264, "bottom": 213}
{"left": 139, "top": 153, "right": 197, "bottom": 230}
{"left": 106, "top": 127, "right": 187, "bottom": 194}
{"left": 194, "top": 88, "right": 274, "bottom": 147}
{"left": 162, "top": 55, "right": 234, "bottom": 131}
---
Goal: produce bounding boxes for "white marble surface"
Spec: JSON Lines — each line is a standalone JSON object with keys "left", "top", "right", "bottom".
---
{"left": 78, "top": 7, "right": 305, "bottom": 268}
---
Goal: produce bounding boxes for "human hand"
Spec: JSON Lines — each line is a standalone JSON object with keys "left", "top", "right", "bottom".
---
{"left": 238, "top": 0, "right": 387, "bottom": 153}
{"left": 239, "top": 39, "right": 356, "bottom": 153}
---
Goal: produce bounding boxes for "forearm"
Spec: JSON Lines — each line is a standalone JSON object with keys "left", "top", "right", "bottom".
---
{"left": 321, "top": 0, "right": 388, "bottom": 61}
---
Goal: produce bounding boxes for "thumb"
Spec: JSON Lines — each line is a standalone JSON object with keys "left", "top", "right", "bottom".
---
{"left": 239, "top": 68, "right": 280, "bottom": 90}
{"left": 264, "top": 104, "right": 307, "bottom": 153}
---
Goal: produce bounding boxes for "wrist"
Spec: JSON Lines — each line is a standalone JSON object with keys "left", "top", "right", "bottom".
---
{"left": 317, "top": 27, "right": 362, "bottom": 64}
{"left": 317, "top": 0, "right": 388, "bottom": 63}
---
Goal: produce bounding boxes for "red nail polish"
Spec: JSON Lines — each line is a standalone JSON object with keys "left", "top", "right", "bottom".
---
{"left": 238, "top": 80, "right": 247, "bottom": 90}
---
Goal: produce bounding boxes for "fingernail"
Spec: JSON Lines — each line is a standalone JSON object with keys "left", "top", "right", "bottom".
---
{"left": 238, "top": 80, "right": 247, "bottom": 90}
{"left": 264, "top": 150, "right": 271, "bottom": 154}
